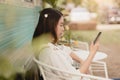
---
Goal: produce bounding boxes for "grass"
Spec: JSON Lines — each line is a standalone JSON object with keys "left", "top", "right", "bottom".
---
{"left": 71, "top": 30, "right": 120, "bottom": 45}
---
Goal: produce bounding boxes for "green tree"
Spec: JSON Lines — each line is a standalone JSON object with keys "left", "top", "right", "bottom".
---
{"left": 42, "top": 0, "right": 58, "bottom": 8}
{"left": 42, "top": 0, "right": 65, "bottom": 10}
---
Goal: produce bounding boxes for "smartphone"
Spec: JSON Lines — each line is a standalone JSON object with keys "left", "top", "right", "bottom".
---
{"left": 93, "top": 32, "right": 102, "bottom": 44}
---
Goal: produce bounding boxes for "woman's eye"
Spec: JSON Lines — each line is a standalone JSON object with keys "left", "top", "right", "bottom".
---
{"left": 60, "top": 25, "right": 63, "bottom": 27}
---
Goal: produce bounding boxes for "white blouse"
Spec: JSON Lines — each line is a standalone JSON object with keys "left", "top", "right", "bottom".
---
{"left": 38, "top": 43, "right": 81, "bottom": 80}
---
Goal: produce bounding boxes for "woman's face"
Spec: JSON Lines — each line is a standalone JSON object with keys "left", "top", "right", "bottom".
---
{"left": 56, "top": 16, "right": 64, "bottom": 39}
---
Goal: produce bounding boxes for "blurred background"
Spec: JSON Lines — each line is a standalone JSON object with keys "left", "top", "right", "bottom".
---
{"left": 0, "top": 0, "right": 120, "bottom": 80}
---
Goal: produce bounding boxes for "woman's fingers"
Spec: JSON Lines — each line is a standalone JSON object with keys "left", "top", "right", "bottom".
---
{"left": 89, "top": 41, "right": 99, "bottom": 55}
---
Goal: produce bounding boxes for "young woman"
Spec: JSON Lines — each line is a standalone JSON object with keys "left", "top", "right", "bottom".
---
{"left": 32, "top": 8, "right": 99, "bottom": 80}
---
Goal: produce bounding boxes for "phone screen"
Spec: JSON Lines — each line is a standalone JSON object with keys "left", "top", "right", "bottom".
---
{"left": 93, "top": 32, "right": 102, "bottom": 44}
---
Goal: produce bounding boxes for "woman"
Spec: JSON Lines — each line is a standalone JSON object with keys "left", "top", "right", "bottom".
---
{"left": 32, "top": 8, "right": 99, "bottom": 80}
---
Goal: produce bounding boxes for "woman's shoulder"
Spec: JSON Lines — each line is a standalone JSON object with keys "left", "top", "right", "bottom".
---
{"left": 38, "top": 43, "right": 57, "bottom": 61}
{"left": 39, "top": 43, "right": 55, "bottom": 52}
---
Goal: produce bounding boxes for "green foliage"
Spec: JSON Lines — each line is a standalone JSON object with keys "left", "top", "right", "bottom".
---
{"left": 43, "top": 0, "right": 58, "bottom": 8}
{"left": 42, "top": 0, "right": 65, "bottom": 10}
{"left": 0, "top": 56, "right": 14, "bottom": 80}
{"left": 0, "top": 4, "right": 39, "bottom": 80}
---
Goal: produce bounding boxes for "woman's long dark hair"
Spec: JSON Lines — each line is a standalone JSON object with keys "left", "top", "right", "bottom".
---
{"left": 33, "top": 8, "right": 63, "bottom": 43}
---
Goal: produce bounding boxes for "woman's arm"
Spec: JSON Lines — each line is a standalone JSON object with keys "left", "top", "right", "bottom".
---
{"left": 79, "top": 41, "right": 99, "bottom": 74}
{"left": 70, "top": 52, "right": 84, "bottom": 64}
{"left": 61, "top": 44, "right": 84, "bottom": 64}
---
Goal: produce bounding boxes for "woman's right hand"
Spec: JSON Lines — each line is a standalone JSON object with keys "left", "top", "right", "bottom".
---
{"left": 79, "top": 41, "right": 99, "bottom": 74}
{"left": 89, "top": 41, "right": 99, "bottom": 56}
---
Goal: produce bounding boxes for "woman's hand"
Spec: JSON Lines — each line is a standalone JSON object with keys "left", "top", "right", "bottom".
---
{"left": 89, "top": 41, "right": 99, "bottom": 56}
{"left": 79, "top": 41, "right": 99, "bottom": 74}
